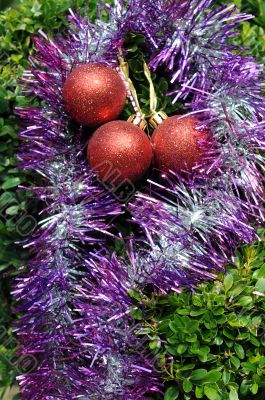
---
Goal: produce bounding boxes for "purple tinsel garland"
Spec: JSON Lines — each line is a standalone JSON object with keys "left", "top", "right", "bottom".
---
{"left": 14, "top": 1, "right": 264, "bottom": 399}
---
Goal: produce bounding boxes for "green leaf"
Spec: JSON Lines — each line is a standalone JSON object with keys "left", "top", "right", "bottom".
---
{"left": 1, "top": 177, "right": 20, "bottom": 189}
{"left": 229, "top": 387, "right": 239, "bottom": 400}
{"left": 190, "top": 369, "right": 208, "bottom": 381}
{"left": 128, "top": 289, "right": 142, "bottom": 302}
{"left": 237, "top": 296, "right": 252, "bottom": 307}
{"left": 10, "top": 54, "right": 23, "bottom": 63}
{"left": 255, "top": 278, "right": 265, "bottom": 293}
{"left": 222, "top": 370, "right": 231, "bottom": 385}
{"left": 231, "top": 356, "right": 241, "bottom": 369}
{"left": 240, "top": 379, "right": 250, "bottom": 396}
{"left": 31, "top": 0, "right": 42, "bottom": 16}
{"left": 257, "top": 264, "right": 265, "bottom": 278}
{"left": 214, "top": 336, "right": 223, "bottom": 346}
{"left": 224, "top": 274, "right": 234, "bottom": 293}
{"left": 204, "top": 385, "right": 221, "bottom": 400}
{"left": 164, "top": 386, "right": 179, "bottom": 400}
{"left": 130, "top": 308, "right": 142, "bottom": 320}
{"left": 251, "top": 383, "right": 259, "bottom": 395}
{"left": 195, "top": 386, "right": 204, "bottom": 398}
{"left": 202, "top": 370, "right": 222, "bottom": 383}
{"left": 177, "top": 344, "right": 188, "bottom": 354}
{"left": 234, "top": 344, "right": 245, "bottom": 360}
{"left": 183, "top": 380, "right": 193, "bottom": 393}
{"left": 149, "top": 337, "right": 161, "bottom": 350}
{"left": 5, "top": 205, "right": 19, "bottom": 216}
{"left": 165, "top": 345, "right": 180, "bottom": 356}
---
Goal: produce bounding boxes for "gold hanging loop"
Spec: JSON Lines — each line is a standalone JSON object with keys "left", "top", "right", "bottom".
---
{"left": 143, "top": 61, "right": 168, "bottom": 128}
{"left": 118, "top": 50, "right": 147, "bottom": 130}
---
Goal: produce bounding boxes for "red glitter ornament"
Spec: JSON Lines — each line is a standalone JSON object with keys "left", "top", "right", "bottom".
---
{"left": 87, "top": 120, "right": 153, "bottom": 185}
{"left": 151, "top": 115, "right": 210, "bottom": 174}
{"left": 63, "top": 63, "right": 127, "bottom": 127}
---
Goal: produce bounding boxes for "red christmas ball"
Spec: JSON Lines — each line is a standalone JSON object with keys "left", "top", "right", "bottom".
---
{"left": 63, "top": 63, "right": 127, "bottom": 127}
{"left": 151, "top": 115, "right": 210, "bottom": 174}
{"left": 87, "top": 120, "right": 153, "bottom": 185}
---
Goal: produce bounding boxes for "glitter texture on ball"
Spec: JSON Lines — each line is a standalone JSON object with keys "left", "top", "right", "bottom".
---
{"left": 63, "top": 63, "right": 127, "bottom": 127}
{"left": 152, "top": 115, "right": 210, "bottom": 174}
{"left": 87, "top": 120, "right": 153, "bottom": 185}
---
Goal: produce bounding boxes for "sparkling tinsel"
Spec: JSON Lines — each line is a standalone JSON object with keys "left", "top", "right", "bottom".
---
{"left": 129, "top": 174, "right": 259, "bottom": 292}
{"left": 74, "top": 251, "right": 161, "bottom": 399}
{"left": 149, "top": 1, "right": 253, "bottom": 102}
{"left": 15, "top": 0, "right": 264, "bottom": 399}
{"left": 14, "top": 12, "right": 123, "bottom": 399}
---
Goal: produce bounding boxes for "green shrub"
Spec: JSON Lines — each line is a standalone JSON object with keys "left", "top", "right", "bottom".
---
{"left": 238, "top": 0, "right": 265, "bottom": 64}
{"left": 0, "top": 288, "right": 17, "bottom": 399}
{"left": 141, "top": 234, "right": 265, "bottom": 400}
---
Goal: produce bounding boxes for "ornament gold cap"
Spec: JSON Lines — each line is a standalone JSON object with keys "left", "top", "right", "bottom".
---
{"left": 149, "top": 111, "right": 168, "bottom": 129}
{"left": 128, "top": 114, "right": 148, "bottom": 131}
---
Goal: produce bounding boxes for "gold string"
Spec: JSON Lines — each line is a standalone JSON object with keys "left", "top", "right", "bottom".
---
{"left": 118, "top": 51, "right": 145, "bottom": 121}
{"left": 143, "top": 61, "right": 158, "bottom": 117}
{"left": 143, "top": 61, "right": 168, "bottom": 128}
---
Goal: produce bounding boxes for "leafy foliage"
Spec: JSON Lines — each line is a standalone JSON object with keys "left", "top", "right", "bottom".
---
{"left": 0, "top": 280, "right": 17, "bottom": 400}
{"left": 216, "top": 0, "right": 265, "bottom": 62}
{"left": 141, "top": 232, "right": 265, "bottom": 400}
{"left": 237, "top": 0, "right": 265, "bottom": 63}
